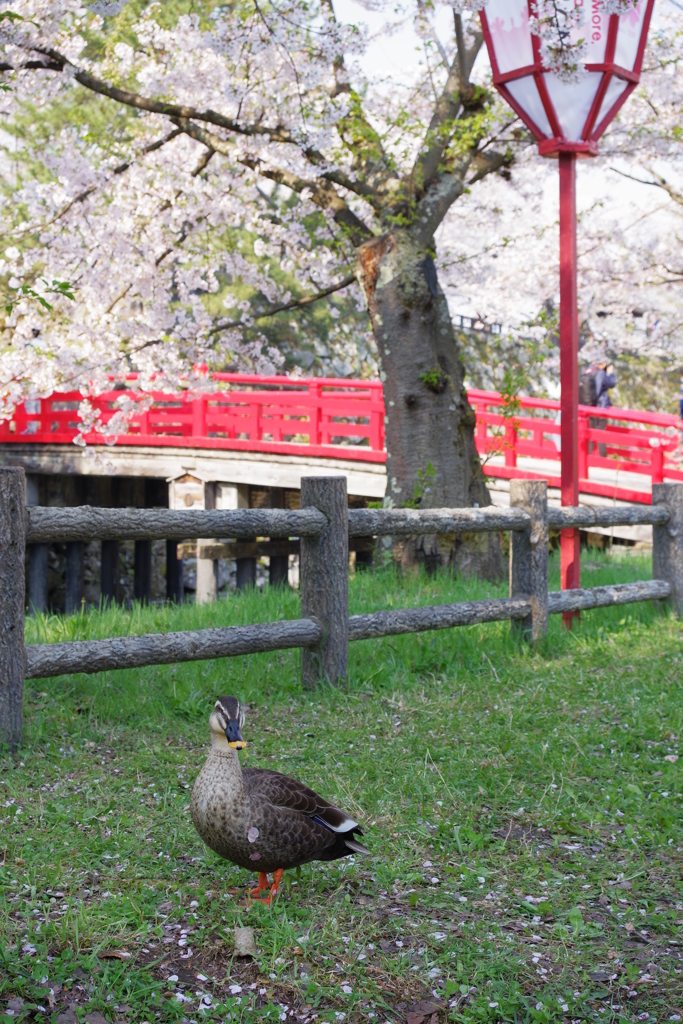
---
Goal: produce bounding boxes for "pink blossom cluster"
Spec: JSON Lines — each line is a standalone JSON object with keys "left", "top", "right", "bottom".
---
{"left": 528, "top": 0, "right": 589, "bottom": 82}
{"left": 0, "top": 0, "right": 371, "bottom": 427}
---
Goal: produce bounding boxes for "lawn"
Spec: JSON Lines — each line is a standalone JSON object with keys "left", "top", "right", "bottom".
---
{"left": 2, "top": 549, "right": 682, "bottom": 1024}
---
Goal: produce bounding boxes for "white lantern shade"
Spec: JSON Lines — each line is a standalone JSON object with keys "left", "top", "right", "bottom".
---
{"left": 480, "top": 0, "right": 654, "bottom": 156}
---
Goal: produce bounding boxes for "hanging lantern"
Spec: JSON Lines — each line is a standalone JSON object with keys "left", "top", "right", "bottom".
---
{"left": 480, "top": 0, "right": 655, "bottom": 156}
{"left": 479, "top": 0, "right": 655, "bottom": 624}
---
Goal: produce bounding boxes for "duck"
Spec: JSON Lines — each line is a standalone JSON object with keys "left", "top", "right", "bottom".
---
{"left": 191, "top": 696, "right": 370, "bottom": 904}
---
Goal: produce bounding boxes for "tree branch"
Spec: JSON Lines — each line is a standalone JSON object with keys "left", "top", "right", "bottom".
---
{"left": 0, "top": 59, "right": 62, "bottom": 72}
{"left": 190, "top": 146, "right": 216, "bottom": 177}
{"left": 11, "top": 45, "right": 300, "bottom": 145}
{"left": 410, "top": 21, "right": 485, "bottom": 195}
{"left": 9, "top": 43, "right": 385, "bottom": 208}
{"left": 112, "top": 127, "right": 183, "bottom": 175}
{"left": 467, "top": 148, "right": 511, "bottom": 185}
{"left": 318, "top": 0, "right": 392, "bottom": 195}
{"left": 411, "top": 162, "right": 470, "bottom": 245}
{"left": 170, "top": 117, "right": 372, "bottom": 245}
{"left": 454, "top": 13, "right": 468, "bottom": 94}
{"left": 209, "top": 273, "right": 357, "bottom": 336}
{"left": 611, "top": 166, "right": 683, "bottom": 208}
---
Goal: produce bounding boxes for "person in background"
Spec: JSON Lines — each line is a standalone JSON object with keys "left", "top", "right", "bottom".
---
{"left": 591, "top": 362, "right": 617, "bottom": 456}
{"left": 679, "top": 372, "right": 683, "bottom": 421}
{"left": 595, "top": 363, "right": 617, "bottom": 410}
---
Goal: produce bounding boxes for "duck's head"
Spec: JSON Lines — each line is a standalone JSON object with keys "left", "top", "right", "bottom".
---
{"left": 210, "top": 696, "right": 247, "bottom": 750}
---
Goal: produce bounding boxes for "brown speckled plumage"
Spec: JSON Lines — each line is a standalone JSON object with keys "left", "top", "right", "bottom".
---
{"left": 191, "top": 697, "right": 369, "bottom": 878}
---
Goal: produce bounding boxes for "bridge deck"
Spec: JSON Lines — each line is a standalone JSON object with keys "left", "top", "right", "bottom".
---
{"left": 0, "top": 442, "right": 387, "bottom": 499}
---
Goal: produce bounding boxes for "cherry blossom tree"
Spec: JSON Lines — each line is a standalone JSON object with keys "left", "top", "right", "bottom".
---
{"left": 0, "top": 0, "right": 519, "bottom": 577}
{"left": 0, "top": 0, "right": 670, "bottom": 576}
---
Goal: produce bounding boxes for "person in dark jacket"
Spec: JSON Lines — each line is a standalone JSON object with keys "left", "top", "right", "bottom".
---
{"left": 591, "top": 362, "right": 616, "bottom": 455}
{"left": 594, "top": 363, "right": 617, "bottom": 408}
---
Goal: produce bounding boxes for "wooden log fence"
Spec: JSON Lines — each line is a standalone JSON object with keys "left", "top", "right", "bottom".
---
{"left": 25, "top": 506, "right": 328, "bottom": 543}
{"left": 2, "top": 467, "right": 682, "bottom": 750}
{"left": 25, "top": 618, "right": 324, "bottom": 680}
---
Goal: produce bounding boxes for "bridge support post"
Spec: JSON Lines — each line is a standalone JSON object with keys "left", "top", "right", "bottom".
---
{"left": 101, "top": 540, "right": 120, "bottom": 606}
{"left": 300, "top": 476, "right": 348, "bottom": 688}
{"left": 269, "top": 488, "right": 289, "bottom": 587}
{"left": 0, "top": 467, "right": 25, "bottom": 751}
{"left": 197, "top": 482, "right": 218, "bottom": 605}
{"left": 217, "top": 483, "right": 255, "bottom": 593}
{"left": 510, "top": 479, "right": 549, "bottom": 642}
{"left": 166, "top": 540, "right": 184, "bottom": 603}
{"left": 134, "top": 539, "right": 152, "bottom": 605}
{"left": 234, "top": 485, "right": 256, "bottom": 592}
{"left": 355, "top": 539, "right": 374, "bottom": 572}
{"left": 65, "top": 542, "right": 84, "bottom": 615}
{"left": 653, "top": 483, "right": 683, "bottom": 618}
{"left": 236, "top": 555, "right": 256, "bottom": 590}
{"left": 27, "top": 544, "right": 48, "bottom": 616}
{"left": 26, "top": 475, "right": 48, "bottom": 616}
{"left": 196, "top": 556, "right": 218, "bottom": 603}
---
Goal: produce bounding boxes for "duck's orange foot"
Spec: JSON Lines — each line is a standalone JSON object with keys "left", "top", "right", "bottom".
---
{"left": 249, "top": 872, "right": 270, "bottom": 898}
{"left": 248, "top": 868, "right": 284, "bottom": 906}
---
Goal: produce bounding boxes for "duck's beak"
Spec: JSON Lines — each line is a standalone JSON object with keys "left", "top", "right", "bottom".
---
{"left": 225, "top": 720, "right": 247, "bottom": 750}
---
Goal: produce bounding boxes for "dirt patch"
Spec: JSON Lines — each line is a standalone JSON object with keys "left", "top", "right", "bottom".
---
{"left": 492, "top": 823, "right": 554, "bottom": 846}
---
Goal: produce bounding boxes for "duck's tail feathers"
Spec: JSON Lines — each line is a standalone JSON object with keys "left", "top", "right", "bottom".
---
{"left": 345, "top": 837, "right": 371, "bottom": 856}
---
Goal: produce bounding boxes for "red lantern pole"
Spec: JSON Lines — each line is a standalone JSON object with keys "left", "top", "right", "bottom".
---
{"left": 479, "top": 0, "right": 656, "bottom": 628}
{"left": 559, "top": 152, "right": 580, "bottom": 626}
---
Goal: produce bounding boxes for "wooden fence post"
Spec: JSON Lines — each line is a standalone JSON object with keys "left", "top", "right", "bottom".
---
{"left": 300, "top": 476, "right": 348, "bottom": 688}
{"left": 0, "top": 467, "right": 26, "bottom": 750}
{"left": 653, "top": 483, "right": 683, "bottom": 617}
{"left": 509, "top": 479, "right": 549, "bottom": 642}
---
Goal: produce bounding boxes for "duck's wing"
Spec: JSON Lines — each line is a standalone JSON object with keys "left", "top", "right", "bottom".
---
{"left": 242, "top": 768, "right": 361, "bottom": 834}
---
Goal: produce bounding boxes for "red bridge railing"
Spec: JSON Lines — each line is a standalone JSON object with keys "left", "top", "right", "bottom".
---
{"left": 1, "top": 377, "right": 682, "bottom": 503}
{"left": 0, "top": 374, "right": 386, "bottom": 464}
{"left": 469, "top": 388, "right": 683, "bottom": 505}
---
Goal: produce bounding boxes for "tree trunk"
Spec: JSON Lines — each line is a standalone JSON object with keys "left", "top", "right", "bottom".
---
{"left": 356, "top": 229, "right": 502, "bottom": 580}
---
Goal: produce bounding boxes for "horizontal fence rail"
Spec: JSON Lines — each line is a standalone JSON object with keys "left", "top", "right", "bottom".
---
{"left": 547, "top": 505, "right": 671, "bottom": 529}
{"left": 26, "top": 506, "right": 328, "bottom": 544}
{"left": 23, "top": 501, "right": 676, "bottom": 545}
{"left": 348, "top": 506, "right": 531, "bottom": 535}
{"left": 547, "top": 579, "right": 671, "bottom": 614}
{"left": 348, "top": 597, "right": 532, "bottom": 641}
{"left": 25, "top": 580, "right": 673, "bottom": 679}
{"left": 2, "top": 468, "right": 683, "bottom": 750}
{"left": 25, "top": 618, "right": 323, "bottom": 680}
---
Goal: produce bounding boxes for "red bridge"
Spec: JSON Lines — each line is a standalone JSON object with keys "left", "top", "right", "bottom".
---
{"left": 1, "top": 374, "right": 682, "bottom": 509}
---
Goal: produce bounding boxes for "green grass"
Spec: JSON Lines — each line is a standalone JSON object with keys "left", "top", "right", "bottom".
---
{"left": 3, "top": 549, "right": 683, "bottom": 1024}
